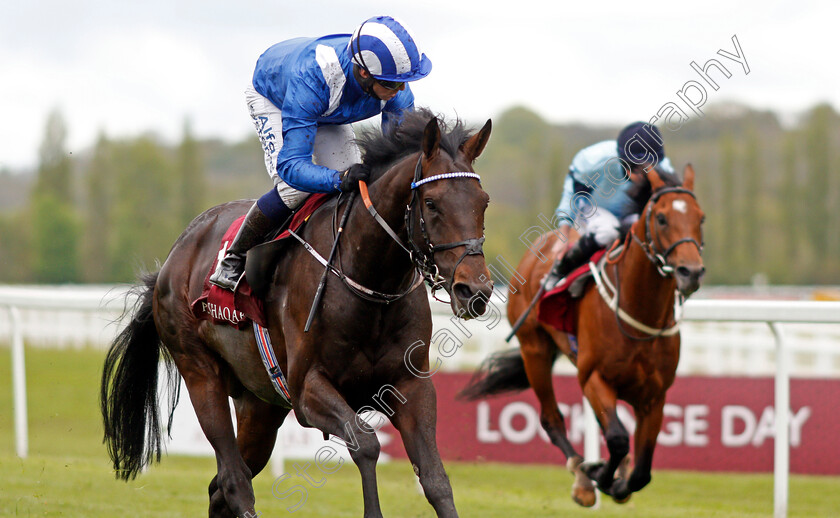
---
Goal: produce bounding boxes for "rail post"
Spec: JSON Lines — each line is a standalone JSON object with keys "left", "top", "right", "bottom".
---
{"left": 10, "top": 306, "right": 29, "bottom": 458}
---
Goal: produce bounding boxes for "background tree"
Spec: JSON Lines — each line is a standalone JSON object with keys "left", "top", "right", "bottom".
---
{"left": 29, "top": 109, "right": 81, "bottom": 283}
{"left": 802, "top": 104, "right": 836, "bottom": 282}
{"left": 82, "top": 132, "right": 115, "bottom": 282}
{"left": 110, "top": 136, "right": 178, "bottom": 281}
{"left": 177, "top": 119, "right": 206, "bottom": 228}
{"left": 2, "top": 101, "right": 840, "bottom": 287}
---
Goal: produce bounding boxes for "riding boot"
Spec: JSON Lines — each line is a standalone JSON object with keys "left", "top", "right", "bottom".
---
{"left": 209, "top": 202, "right": 278, "bottom": 291}
{"left": 543, "top": 233, "right": 601, "bottom": 289}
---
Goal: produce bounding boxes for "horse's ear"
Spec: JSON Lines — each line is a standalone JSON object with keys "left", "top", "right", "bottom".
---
{"left": 646, "top": 166, "right": 666, "bottom": 192}
{"left": 461, "top": 119, "right": 492, "bottom": 162}
{"left": 682, "top": 163, "right": 695, "bottom": 191}
{"left": 422, "top": 117, "right": 441, "bottom": 158}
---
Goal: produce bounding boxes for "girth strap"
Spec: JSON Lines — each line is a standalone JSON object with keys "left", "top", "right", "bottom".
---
{"left": 253, "top": 322, "right": 293, "bottom": 407}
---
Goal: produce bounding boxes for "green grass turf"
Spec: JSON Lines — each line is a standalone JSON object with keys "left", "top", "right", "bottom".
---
{"left": 2, "top": 345, "right": 839, "bottom": 517}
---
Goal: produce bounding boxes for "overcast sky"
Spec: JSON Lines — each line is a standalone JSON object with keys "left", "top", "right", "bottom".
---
{"left": 1, "top": 0, "right": 836, "bottom": 170}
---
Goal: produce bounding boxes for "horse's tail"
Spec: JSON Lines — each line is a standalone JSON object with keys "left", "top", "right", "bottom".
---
{"left": 100, "top": 272, "right": 179, "bottom": 481}
{"left": 457, "top": 347, "right": 558, "bottom": 401}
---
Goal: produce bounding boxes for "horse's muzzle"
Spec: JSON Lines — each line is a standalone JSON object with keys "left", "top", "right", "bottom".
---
{"left": 675, "top": 264, "right": 705, "bottom": 297}
{"left": 451, "top": 280, "right": 494, "bottom": 319}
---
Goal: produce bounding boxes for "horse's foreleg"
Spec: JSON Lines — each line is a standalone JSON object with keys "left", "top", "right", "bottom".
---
{"left": 390, "top": 377, "right": 458, "bottom": 518}
{"left": 297, "top": 371, "right": 383, "bottom": 518}
{"left": 611, "top": 398, "right": 666, "bottom": 502}
{"left": 580, "top": 371, "right": 629, "bottom": 496}
{"left": 209, "top": 391, "right": 290, "bottom": 515}
{"left": 179, "top": 364, "right": 256, "bottom": 518}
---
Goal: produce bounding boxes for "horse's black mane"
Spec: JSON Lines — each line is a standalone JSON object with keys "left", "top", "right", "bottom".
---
{"left": 357, "top": 108, "right": 472, "bottom": 180}
{"left": 655, "top": 168, "right": 683, "bottom": 189}
{"left": 632, "top": 167, "right": 684, "bottom": 207}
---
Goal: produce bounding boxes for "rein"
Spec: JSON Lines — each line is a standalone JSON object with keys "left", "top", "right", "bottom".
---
{"left": 290, "top": 154, "right": 484, "bottom": 305}
{"left": 286, "top": 201, "right": 425, "bottom": 304}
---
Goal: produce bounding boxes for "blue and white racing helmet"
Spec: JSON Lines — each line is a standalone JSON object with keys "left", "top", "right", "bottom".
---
{"left": 349, "top": 15, "right": 432, "bottom": 82}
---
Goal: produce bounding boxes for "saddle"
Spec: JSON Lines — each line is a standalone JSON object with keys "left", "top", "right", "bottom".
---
{"left": 190, "top": 193, "right": 333, "bottom": 328}
{"left": 536, "top": 248, "right": 607, "bottom": 334}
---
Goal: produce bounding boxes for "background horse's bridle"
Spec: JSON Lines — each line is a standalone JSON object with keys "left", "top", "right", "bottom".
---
{"left": 598, "top": 185, "right": 704, "bottom": 340}
{"left": 632, "top": 186, "right": 704, "bottom": 277}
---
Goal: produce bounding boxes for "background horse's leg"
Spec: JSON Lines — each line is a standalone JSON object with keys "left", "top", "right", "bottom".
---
{"left": 520, "top": 328, "right": 581, "bottom": 461}
{"left": 518, "top": 328, "right": 594, "bottom": 506}
{"left": 178, "top": 362, "right": 256, "bottom": 518}
{"left": 208, "top": 390, "right": 290, "bottom": 516}
{"left": 390, "top": 377, "right": 458, "bottom": 518}
{"left": 611, "top": 397, "right": 666, "bottom": 502}
{"left": 580, "top": 371, "right": 629, "bottom": 496}
{"left": 297, "top": 372, "right": 384, "bottom": 518}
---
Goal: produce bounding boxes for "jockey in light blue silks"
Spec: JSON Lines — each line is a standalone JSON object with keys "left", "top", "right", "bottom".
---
{"left": 211, "top": 15, "right": 432, "bottom": 290}
{"left": 544, "top": 122, "right": 676, "bottom": 288}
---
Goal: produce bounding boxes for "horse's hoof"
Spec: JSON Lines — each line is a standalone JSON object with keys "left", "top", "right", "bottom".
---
{"left": 610, "top": 478, "right": 632, "bottom": 504}
{"left": 571, "top": 485, "right": 597, "bottom": 507}
{"left": 579, "top": 460, "right": 605, "bottom": 482}
{"left": 613, "top": 493, "right": 632, "bottom": 504}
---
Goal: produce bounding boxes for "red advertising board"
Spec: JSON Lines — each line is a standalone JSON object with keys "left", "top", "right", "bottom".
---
{"left": 378, "top": 373, "right": 840, "bottom": 474}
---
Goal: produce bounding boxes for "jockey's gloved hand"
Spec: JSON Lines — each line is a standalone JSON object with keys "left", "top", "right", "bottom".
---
{"left": 339, "top": 163, "right": 371, "bottom": 192}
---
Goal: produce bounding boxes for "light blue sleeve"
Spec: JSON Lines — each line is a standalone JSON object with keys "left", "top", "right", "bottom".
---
{"left": 554, "top": 175, "right": 576, "bottom": 226}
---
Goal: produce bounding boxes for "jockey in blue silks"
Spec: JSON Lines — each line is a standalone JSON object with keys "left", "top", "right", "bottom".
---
{"left": 544, "top": 122, "right": 676, "bottom": 288}
{"left": 211, "top": 15, "right": 432, "bottom": 291}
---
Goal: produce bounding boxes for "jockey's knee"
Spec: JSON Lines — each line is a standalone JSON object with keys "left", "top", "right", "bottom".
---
{"left": 273, "top": 181, "right": 309, "bottom": 210}
{"left": 591, "top": 225, "right": 620, "bottom": 247}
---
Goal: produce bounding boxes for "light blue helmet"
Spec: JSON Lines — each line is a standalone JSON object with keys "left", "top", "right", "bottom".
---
{"left": 349, "top": 16, "right": 432, "bottom": 82}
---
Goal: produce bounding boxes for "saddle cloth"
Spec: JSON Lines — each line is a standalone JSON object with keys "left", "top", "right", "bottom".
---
{"left": 536, "top": 249, "right": 607, "bottom": 334}
{"left": 190, "top": 193, "right": 332, "bottom": 328}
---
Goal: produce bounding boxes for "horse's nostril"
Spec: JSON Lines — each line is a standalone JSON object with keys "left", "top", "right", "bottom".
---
{"left": 676, "top": 266, "right": 691, "bottom": 278}
{"left": 454, "top": 283, "right": 473, "bottom": 301}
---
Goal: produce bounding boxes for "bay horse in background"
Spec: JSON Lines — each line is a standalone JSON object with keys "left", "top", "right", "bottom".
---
{"left": 101, "top": 110, "right": 493, "bottom": 518}
{"left": 461, "top": 165, "right": 704, "bottom": 506}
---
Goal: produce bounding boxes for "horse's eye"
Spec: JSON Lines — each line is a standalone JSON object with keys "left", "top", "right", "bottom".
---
{"left": 656, "top": 213, "right": 668, "bottom": 226}
{"left": 424, "top": 199, "right": 437, "bottom": 211}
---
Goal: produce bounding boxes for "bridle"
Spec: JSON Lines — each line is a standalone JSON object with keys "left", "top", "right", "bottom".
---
{"left": 360, "top": 153, "right": 485, "bottom": 300}
{"left": 405, "top": 155, "right": 485, "bottom": 293}
{"left": 631, "top": 186, "right": 704, "bottom": 277}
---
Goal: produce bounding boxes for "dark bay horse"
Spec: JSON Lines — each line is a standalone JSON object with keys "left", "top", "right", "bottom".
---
{"left": 461, "top": 165, "right": 704, "bottom": 506}
{"left": 101, "top": 110, "right": 493, "bottom": 517}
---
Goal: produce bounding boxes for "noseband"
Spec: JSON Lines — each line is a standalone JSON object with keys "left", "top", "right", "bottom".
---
{"left": 633, "top": 187, "right": 704, "bottom": 276}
